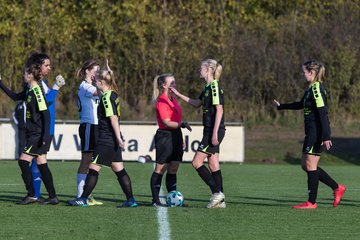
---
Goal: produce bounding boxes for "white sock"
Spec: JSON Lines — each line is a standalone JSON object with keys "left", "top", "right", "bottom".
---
{"left": 77, "top": 173, "right": 87, "bottom": 198}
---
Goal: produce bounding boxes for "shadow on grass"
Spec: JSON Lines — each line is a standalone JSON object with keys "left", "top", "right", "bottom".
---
{"left": 282, "top": 137, "right": 360, "bottom": 165}
{"left": 283, "top": 151, "right": 301, "bottom": 165}
{"left": 327, "top": 137, "right": 360, "bottom": 165}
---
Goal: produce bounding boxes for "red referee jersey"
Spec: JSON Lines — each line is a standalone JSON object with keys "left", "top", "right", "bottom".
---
{"left": 156, "top": 93, "right": 182, "bottom": 129}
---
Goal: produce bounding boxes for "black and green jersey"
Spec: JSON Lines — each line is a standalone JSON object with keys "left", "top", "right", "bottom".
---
{"left": 26, "top": 85, "right": 50, "bottom": 137}
{"left": 278, "top": 82, "right": 331, "bottom": 140}
{"left": 199, "top": 80, "right": 225, "bottom": 129}
{"left": 97, "top": 90, "right": 121, "bottom": 147}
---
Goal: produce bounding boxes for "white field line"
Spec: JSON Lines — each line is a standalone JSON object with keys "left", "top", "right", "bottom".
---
{"left": 152, "top": 162, "right": 171, "bottom": 240}
{"left": 157, "top": 186, "right": 171, "bottom": 240}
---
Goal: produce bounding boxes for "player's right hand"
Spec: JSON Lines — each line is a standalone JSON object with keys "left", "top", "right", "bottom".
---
{"left": 273, "top": 99, "right": 280, "bottom": 108}
{"left": 55, "top": 75, "right": 66, "bottom": 87}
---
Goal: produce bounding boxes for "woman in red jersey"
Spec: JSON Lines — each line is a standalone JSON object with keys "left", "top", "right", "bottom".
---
{"left": 150, "top": 73, "right": 191, "bottom": 207}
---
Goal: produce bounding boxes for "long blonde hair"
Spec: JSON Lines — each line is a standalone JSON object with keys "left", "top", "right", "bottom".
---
{"left": 303, "top": 60, "right": 325, "bottom": 83}
{"left": 202, "top": 59, "right": 223, "bottom": 80}
{"left": 95, "top": 69, "right": 119, "bottom": 94}
{"left": 152, "top": 73, "right": 173, "bottom": 103}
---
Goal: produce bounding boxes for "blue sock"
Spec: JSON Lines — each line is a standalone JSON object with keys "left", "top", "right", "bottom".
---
{"left": 31, "top": 159, "right": 42, "bottom": 198}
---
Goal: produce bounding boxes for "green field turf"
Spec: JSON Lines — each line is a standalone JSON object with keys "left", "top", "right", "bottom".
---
{"left": 0, "top": 161, "right": 359, "bottom": 240}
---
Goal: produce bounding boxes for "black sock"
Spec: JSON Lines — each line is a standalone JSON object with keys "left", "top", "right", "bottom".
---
{"left": 196, "top": 165, "right": 220, "bottom": 194}
{"left": 81, "top": 169, "right": 99, "bottom": 199}
{"left": 318, "top": 167, "right": 338, "bottom": 190}
{"left": 115, "top": 169, "right": 134, "bottom": 200}
{"left": 18, "top": 160, "right": 35, "bottom": 197}
{"left": 307, "top": 170, "right": 319, "bottom": 204}
{"left": 166, "top": 173, "right": 177, "bottom": 192}
{"left": 150, "top": 172, "right": 163, "bottom": 203}
{"left": 212, "top": 170, "right": 223, "bottom": 192}
{"left": 37, "top": 163, "right": 57, "bottom": 199}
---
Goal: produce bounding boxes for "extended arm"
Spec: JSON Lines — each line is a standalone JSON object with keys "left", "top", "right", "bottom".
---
{"left": 0, "top": 81, "right": 26, "bottom": 101}
{"left": 169, "top": 87, "right": 202, "bottom": 108}
{"left": 274, "top": 96, "right": 304, "bottom": 110}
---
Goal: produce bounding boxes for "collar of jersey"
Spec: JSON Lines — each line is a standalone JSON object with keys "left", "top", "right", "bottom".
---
{"left": 205, "top": 79, "right": 218, "bottom": 87}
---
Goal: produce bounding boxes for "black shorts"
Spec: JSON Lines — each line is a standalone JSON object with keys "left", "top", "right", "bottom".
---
{"left": 155, "top": 128, "right": 183, "bottom": 164}
{"left": 302, "top": 124, "right": 322, "bottom": 155}
{"left": 79, "top": 123, "right": 98, "bottom": 152}
{"left": 197, "top": 128, "right": 225, "bottom": 155}
{"left": 92, "top": 144, "right": 122, "bottom": 167}
{"left": 23, "top": 134, "right": 52, "bottom": 156}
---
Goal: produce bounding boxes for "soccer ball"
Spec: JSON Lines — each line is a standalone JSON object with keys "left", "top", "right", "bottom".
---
{"left": 166, "top": 191, "right": 184, "bottom": 207}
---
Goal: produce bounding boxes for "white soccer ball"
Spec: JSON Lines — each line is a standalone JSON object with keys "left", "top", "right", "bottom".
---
{"left": 166, "top": 191, "right": 184, "bottom": 207}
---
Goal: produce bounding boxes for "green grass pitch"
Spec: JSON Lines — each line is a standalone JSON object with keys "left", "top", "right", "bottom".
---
{"left": 0, "top": 161, "right": 359, "bottom": 240}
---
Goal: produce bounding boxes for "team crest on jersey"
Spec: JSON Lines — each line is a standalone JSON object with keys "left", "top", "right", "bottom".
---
{"left": 205, "top": 90, "right": 209, "bottom": 97}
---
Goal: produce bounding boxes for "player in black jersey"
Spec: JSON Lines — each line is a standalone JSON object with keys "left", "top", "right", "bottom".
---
{"left": 274, "top": 60, "right": 346, "bottom": 209}
{"left": 0, "top": 53, "right": 64, "bottom": 203}
{"left": 69, "top": 63, "right": 137, "bottom": 208}
{"left": 170, "top": 59, "right": 226, "bottom": 208}
{"left": 12, "top": 64, "right": 58, "bottom": 205}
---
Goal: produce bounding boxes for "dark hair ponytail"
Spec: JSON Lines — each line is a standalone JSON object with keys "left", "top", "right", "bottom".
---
{"left": 25, "top": 63, "right": 46, "bottom": 96}
{"left": 303, "top": 60, "right": 325, "bottom": 83}
{"left": 77, "top": 59, "right": 99, "bottom": 79}
{"left": 26, "top": 52, "right": 50, "bottom": 67}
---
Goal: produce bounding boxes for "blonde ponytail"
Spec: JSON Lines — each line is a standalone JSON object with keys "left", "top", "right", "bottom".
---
{"left": 202, "top": 59, "right": 223, "bottom": 80}
{"left": 214, "top": 63, "right": 223, "bottom": 80}
{"left": 152, "top": 75, "right": 160, "bottom": 103}
{"left": 95, "top": 69, "right": 119, "bottom": 94}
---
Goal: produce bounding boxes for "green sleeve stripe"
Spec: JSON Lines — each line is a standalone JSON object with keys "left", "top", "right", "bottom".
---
{"left": 103, "top": 91, "right": 114, "bottom": 117}
{"left": 115, "top": 98, "right": 121, "bottom": 117}
{"left": 211, "top": 80, "right": 220, "bottom": 105}
{"left": 312, "top": 82, "right": 324, "bottom": 108}
{"left": 34, "top": 85, "right": 47, "bottom": 111}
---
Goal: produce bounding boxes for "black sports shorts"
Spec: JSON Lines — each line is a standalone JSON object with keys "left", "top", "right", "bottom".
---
{"left": 302, "top": 123, "right": 322, "bottom": 155}
{"left": 23, "top": 134, "right": 52, "bottom": 156}
{"left": 155, "top": 128, "right": 183, "bottom": 164}
{"left": 79, "top": 123, "right": 98, "bottom": 152}
{"left": 92, "top": 144, "right": 123, "bottom": 167}
{"left": 197, "top": 128, "right": 226, "bottom": 155}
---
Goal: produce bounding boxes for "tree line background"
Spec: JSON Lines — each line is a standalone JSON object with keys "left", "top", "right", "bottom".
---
{"left": 0, "top": 0, "right": 359, "bottom": 127}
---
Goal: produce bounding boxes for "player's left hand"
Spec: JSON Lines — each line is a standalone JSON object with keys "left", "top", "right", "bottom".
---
{"left": 322, "top": 140, "right": 332, "bottom": 150}
{"left": 212, "top": 135, "right": 219, "bottom": 146}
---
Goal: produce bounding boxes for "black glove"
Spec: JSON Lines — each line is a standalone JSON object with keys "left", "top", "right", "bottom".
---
{"left": 180, "top": 121, "right": 192, "bottom": 132}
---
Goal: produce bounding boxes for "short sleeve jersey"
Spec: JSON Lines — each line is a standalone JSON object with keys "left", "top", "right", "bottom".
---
{"left": 155, "top": 93, "right": 182, "bottom": 129}
{"left": 199, "top": 80, "right": 225, "bottom": 129}
{"left": 78, "top": 81, "right": 99, "bottom": 124}
{"left": 26, "top": 85, "right": 48, "bottom": 135}
{"left": 97, "top": 90, "right": 120, "bottom": 146}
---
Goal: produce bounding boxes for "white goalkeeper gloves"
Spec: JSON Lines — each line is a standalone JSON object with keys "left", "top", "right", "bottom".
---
{"left": 53, "top": 75, "right": 66, "bottom": 90}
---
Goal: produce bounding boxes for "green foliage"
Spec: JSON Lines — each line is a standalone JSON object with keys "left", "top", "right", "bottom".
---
{"left": 0, "top": 0, "right": 359, "bottom": 125}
